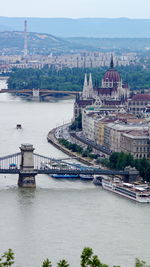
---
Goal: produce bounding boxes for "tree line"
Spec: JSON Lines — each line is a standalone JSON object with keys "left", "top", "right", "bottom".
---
{"left": 0, "top": 247, "right": 148, "bottom": 267}
{"left": 7, "top": 65, "right": 150, "bottom": 91}
{"left": 101, "top": 152, "right": 150, "bottom": 182}
{"left": 58, "top": 138, "right": 97, "bottom": 159}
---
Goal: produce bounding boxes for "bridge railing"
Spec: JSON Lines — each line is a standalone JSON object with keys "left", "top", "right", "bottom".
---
{"left": 0, "top": 152, "right": 21, "bottom": 169}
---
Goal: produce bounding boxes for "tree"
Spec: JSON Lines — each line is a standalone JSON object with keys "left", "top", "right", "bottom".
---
{"left": 109, "top": 152, "right": 120, "bottom": 169}
{"left": 80, "top": 247, "right": 104, "bottom": 267}
{"left": 135, "top": 258, "right": 150, "bottom": 267}
{"left": 81, "top": 247, "right": 93, "bottom": 267}
{"left": 87, "top": 145, "right": 92, "bottom": 153}
{"left": 136, "top": 158, "right": 150, "bottom": 181}
{"left": 57, "top": 259, "right": 69, "bottom": 267}
{"left": 0, "top": 249, "right": 14, "bottom": 267}
{"left": 42, "top": 259, "right": 52, "bottom": 267}
{"left": 90, "top": 255, "right": 103, "bottom": 267}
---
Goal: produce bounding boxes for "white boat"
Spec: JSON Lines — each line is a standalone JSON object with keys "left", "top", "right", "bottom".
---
{"left": 102, "top": 178, "right": 150, "bottom": 203}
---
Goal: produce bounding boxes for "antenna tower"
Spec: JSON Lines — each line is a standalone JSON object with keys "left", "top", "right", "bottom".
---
{"left": 24, "top": 20, "right": 28, "bottom": 58}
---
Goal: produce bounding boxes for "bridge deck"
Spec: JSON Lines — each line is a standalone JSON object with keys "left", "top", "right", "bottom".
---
{"left": 0, "top": 168, "right": 128, "bottom": 175}
{"left": 0, "top": 89, "right": 80, "bottom": 95}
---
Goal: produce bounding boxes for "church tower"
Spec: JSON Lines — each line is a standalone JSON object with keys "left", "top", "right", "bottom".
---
{"left": 82, "top": 73, "right": 88, "bottom": 99}
{"left": 88, "top": 73, "right": 93, "bottom": 98}
{"left": 82, "top": 73, "right": 94, "bottom": 99}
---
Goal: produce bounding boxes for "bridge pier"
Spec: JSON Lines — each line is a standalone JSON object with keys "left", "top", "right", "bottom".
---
{"left": 124, "top": 166, "right": 139, "bottom": 183}
{"left": 32, "top": 89, "right": 40, "bottom": 101}
{"left": 18, "top": 144, "right": 37, "bottom": 188}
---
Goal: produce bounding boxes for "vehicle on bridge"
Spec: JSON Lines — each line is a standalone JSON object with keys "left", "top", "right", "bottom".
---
{"left": 9, "top": 163, "right": 17, "bottom": 169}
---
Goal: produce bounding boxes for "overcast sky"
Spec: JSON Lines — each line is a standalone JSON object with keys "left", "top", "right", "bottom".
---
{"left": 1, "top": 0, "right": 150, "bottom": 18}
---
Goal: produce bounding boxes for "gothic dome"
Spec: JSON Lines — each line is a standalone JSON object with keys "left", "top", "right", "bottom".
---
{"left": 103, "top": 68, "right": 121, "bottom": 83}
{"left": 102, "top": 56, "right": 121, "bottom": 88}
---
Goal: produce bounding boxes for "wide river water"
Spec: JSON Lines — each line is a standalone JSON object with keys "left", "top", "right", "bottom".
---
{"left": 0, "top": 80, "right": 150, "bottom": 267}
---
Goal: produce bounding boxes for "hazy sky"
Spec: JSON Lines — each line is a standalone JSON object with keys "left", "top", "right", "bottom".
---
{"left": 1, "top": 0, "right": 150, "bottom": 18}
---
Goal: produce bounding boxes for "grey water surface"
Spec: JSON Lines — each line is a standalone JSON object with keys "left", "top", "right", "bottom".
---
{"left": 0, "top": 84, "right": 149, "bottom": 267}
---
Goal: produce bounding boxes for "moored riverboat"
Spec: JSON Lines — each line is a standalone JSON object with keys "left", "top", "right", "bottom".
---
{"left": 80, "top": 174, "right": 93, "bottom": 181}
{"left": 102, "top": 178, "right": 150, "bottom": 203}
{"left": 51, "top": 174, "right": 80, "bottom": 179}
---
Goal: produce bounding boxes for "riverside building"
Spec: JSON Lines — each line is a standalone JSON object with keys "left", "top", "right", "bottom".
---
{"left": 120, "top": 129, "right": 149, "bottom": 159}
{"left": 81, "top": 105, "right": 149, "bottom": 158}
{"left": 103, "top": 119, "right": 149, "bottom": 157}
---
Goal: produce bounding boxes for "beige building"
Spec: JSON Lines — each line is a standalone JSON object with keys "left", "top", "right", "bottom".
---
{"left": 82, "top": 107, "right": 137, "bottom": 145}
{"left": 81, "top": 104, "right": 150, "bottom": 158}
{"left": 104, "top": 120, "right": 148, "bottom": 153}
{"left": 120, "top": 130, "right": 149, "bottom": 159}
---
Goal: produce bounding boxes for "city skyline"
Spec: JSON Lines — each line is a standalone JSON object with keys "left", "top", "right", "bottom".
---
{"left": 1, "top": 0, "right": 150, "bottom": 19}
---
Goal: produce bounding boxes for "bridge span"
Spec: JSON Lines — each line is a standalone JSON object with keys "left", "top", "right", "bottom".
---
{"left": 0, "top": 144, "right": 138, "bottom": 188}
{"left": 0, "top": 89, "right": 80, "bottom": 99}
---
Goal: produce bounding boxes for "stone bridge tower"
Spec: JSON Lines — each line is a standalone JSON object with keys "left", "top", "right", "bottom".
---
{"left": 32, "top": 89, "right": 40, "bottom": 101}
{"left": 18, "top": 144, "right": 37, "bottom": 188}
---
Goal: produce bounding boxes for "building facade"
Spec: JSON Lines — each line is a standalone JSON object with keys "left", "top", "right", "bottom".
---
{"left": 128, "top": 94, "right": 150, "bottom": 114}
{"left": 120, "top": 130, "right": 149, "bottom": 159}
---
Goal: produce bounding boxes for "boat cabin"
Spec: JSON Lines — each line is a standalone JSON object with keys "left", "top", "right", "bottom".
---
{"left": 16, "top": 124, "right": 22, "bottom": 129}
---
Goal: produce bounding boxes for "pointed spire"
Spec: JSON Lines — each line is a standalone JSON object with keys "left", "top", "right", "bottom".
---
{"left": 84, "top": 73, "right": 88, "bottom": 87}
{"left": 82, "top": 73, "right": 88, "bottom": 99}
{"left": 110, "top": 54, "right": 114, "bottom": 69}
{"left": 89, "top": 73, "right": 93, "bottom": 88}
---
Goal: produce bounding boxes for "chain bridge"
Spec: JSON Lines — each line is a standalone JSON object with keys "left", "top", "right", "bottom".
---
{"left": 0, "top": 144, "right": 138, "bottom": 188}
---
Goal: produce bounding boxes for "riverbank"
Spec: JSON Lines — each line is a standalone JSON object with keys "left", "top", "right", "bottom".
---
{"left": 47, "top": 125, "right": 95, "bottom": 166}
{"left": 47, "top": 122, "right": 111, "bottom": 168}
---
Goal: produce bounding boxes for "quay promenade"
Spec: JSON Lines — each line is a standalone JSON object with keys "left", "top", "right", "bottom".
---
{"left": 47, "top": 123, "right": 110, "bottom": 166}
{"left": 47, "top": 125, "right": 94, "bottom": 166}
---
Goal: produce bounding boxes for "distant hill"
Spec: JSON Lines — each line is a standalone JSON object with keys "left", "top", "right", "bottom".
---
{"left": 1, "top": 17, "right": 150, "bottom": 37}
{"left": 66, "top": 37, "right": 150, "bottom": 51}
{"left": 0, "top": 31, "right": 69, "bottom": 54}
{"left": 1, "top": 31, "right": 150, "bottom": 54}
{"left": 0, "top": 23, "right": 13, "bottom": 31}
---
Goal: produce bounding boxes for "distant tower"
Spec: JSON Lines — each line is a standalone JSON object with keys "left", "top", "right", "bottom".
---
{"left": 24, "top": 20, "right": 28, "bottom": 58}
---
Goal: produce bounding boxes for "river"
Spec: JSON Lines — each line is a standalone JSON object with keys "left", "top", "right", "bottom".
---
{"left": 0, "top": 80, "right": 150, "bottom": 267}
